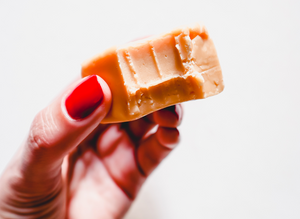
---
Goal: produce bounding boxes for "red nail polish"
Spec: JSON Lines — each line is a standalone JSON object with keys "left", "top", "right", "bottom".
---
{"left": 65, "top": 75, "right": 103, "bottom": 120}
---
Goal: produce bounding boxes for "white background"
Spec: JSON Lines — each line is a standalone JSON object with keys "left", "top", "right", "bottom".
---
{"left": 0, "top": 0, "right": 300, "bottom": 218}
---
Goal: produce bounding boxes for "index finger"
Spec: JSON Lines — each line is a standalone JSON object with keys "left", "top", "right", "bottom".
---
{"left": 127, "top": 104, "right": 183, "bottom": 140}
{"left": 147, "top": 104, "right": 183, "bottom": 128}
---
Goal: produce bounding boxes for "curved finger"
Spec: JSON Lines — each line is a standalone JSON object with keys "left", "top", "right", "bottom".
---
{"left": 97, "top": 126, "right": 145, "bottom": 200}
{"left": 149, "top": 104, "right": 183, "bottom": 128}
{"left": 126, "top": 116, "right": 155, "bottom": 141}
{"left": 137, "top": 127, "right": 180, "bottom": 176}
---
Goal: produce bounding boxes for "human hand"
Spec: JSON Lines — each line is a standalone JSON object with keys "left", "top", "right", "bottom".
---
{"left": 0, "top": 75, "right": 183, "bottom": 219}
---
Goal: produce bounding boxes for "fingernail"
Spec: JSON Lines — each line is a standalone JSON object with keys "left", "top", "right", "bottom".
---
{"left": 157, "top": 127, "right": 180, "bottom": 149}
{"left": 65, "top": 75, "right": 103, "bottom": 120}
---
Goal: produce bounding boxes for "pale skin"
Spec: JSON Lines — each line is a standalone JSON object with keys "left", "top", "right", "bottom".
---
{"left": 0, "top": 76, "right": 183, "bottom": 218}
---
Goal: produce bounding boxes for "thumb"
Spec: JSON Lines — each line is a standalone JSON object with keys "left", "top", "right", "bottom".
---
{"left": 22, "top": 75, "right": 111, "bottom": 178}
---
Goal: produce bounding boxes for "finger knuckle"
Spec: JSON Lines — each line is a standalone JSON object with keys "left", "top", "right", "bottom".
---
{"left": 27, "top": 109, "right": 54, "bottom": 150}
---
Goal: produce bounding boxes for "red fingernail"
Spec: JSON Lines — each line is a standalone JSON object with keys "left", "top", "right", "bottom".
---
{"left": 65, "top": 75, "right": 103, "bottom": 120}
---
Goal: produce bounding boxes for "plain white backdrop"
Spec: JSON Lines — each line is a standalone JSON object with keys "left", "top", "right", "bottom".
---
{"left": 0, "top": 0, "right": 299, "bottom": 218}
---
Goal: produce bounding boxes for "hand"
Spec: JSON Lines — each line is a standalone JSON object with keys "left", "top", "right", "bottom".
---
{"left": 0, "top": 75, "right": 183, "bottom": 219}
